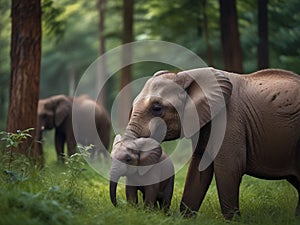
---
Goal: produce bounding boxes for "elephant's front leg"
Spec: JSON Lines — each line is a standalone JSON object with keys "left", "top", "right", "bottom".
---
{"left": 125, "top": 185, "right": 138, "bottom": 204}
{"left": 214, "top": 155, "right": 244, "bottom": 220}
{"left": 180, "top": 155, "right": 214, "bottom": 217}
{"left": 55, "top": 130, "right": 66, "bottom": 162}
{"left": 66, "top": 132, "right": 76, "bottom": 157}
{"left": 144, "top": 184, "right": 160, "bottom": 208}
{"left": 160, "top": 176, "right": 174, "bottom": 211}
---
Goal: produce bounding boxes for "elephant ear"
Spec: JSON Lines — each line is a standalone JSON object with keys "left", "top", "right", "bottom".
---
{"left": 110, "top": 134, "right": 122, "bottom": 159}
{"left": 134, "top": 138, "right": 162, "bottom": 176}
{"left": 113, "top": 134, "right": 122, "bottom": 148}
{"left": 111, "top": 134, "right": 122, "bottom": 155}
{"left": 53, "top": 95, "right": 72, "bottom": 127}
{"left": 176, "top": 67, "right": 232, "bottom": 138}
{"left": 153, "top": 70, "right": 170, "bottom": 77}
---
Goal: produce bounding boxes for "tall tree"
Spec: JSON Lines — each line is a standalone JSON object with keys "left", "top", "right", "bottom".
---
{"left": 257, "top": 0, "right": 269, "bottom": 69}
{"left": 219, "top": 0, "right": 243, "bottom": 73}
{"left": 201, "top": 0, "right": 214, "bottom": 66}
{"left": 118, "top": 0, "right": 134, "bottom": 129}
{"left": 97, "top": 0, "right": 107, "bottom": 106}
{"left": 0, "top": 0, "right": 10, "bottom": 129}
{"left": 7, "top": 0, "right": 42, "bottom": 162}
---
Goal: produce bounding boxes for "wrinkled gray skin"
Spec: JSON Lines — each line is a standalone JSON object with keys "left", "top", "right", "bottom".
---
{"left": 110, "top": 134, "right": 174, "bottom": 211}
{"left": 37, "top": 95, "right": 111, "bottom": 162}
{"left": 123, "top": 67, "right": 300, "bottom": 219}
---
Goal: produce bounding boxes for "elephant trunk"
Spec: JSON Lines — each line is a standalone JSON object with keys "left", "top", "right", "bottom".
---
{"left": 124, "top": 127, "right": 139, "bottom": 139}
{"left": 109, "top": 159, "right": 126, "bottom": 207}
{"left": 124, "top": 110, "right": 150, "bottom": 139}
{"left": 109, "top": 179, "right": 119, "bottom": 207}
{"left": 125, "top": 114, "right": 168, "bottom": 142}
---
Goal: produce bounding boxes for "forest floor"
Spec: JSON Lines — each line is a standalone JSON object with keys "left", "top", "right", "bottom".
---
{"left": 0, "top": 134, "right": 299, "bottom": 225}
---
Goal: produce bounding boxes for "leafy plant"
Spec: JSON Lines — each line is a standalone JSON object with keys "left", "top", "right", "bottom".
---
{"left": 0, "top": 128, "right": 34, "bottom": 180}
{"left": 60, "top": 146, "right": 93, "bottom": 209}
{"left": 2, "top": 190, "right": 73, "bottom": 225}
{"left": 3, "top": 169, "right": 28, "bottom": 183}
{"left": 0, "top": 128, "right": 33, "bottom": 149}
{"left": 42, "top": 0, "right": 66, "bottom": 43}
{"left": 65, "top": 152, "right": 87, "bottom": 186}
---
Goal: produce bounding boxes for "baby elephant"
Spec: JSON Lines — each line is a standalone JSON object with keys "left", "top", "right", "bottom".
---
{"left": 110, "top": 134, "right": 174, "bottom": 211}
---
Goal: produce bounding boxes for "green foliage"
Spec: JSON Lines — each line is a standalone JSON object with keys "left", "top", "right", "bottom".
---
{"left": 40, "top": 0, "right": 99, "bottom": 98}
{"left": 0, "top": 128, "right": 33, "bottom": 149}
{"left": 0, "top": 133, "right": 298, "bottom": 225}
{"left": 64, "top": 152, "right": 87, "bottom": 188}
{"left": 0, "top": 0, "right": 11, "bottom": 130}
{"left": 268, "top": 0, "right": 300, "bottom": 73}
{"left": 0, "top": 128, "right": 34, "bottom": 172}
{"left": 42, "top": 0, "right": 66, "bottom": 43}
{"left": 1, "top": 0, "right": 300, "bottom": 127}
{"left": 0, "top": 190, "right": 72, "bottom": 225}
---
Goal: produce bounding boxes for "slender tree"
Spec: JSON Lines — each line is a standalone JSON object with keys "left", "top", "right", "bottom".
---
{"left": 257, "top": 0, "right": 269, "bottom": 69}
{"left": 118, "top": 0, "right": 134, "bottom": 129}
{"left": 201, "top": 0, "right": 214, "bottom": 66}
{"left": 219, "top": 0, "right": 243, "bottom": 73}
{"left": 7, "top": 0, "right": 42, "bottom": 163}
{"left": 97, "top": 0, "right": 107, "bottom": 105}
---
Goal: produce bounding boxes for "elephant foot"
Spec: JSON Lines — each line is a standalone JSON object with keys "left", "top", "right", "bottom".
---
{"left": 222, "top": 208, "right": 241, "bottom": 220}
{"left": 179, "top": 203, "right": 197, "bottom": 218}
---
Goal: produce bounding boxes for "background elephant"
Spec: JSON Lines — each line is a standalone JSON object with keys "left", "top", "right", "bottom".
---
{"left": 37, "top": 94, "right": 111, "bottom": 162}
{"left": 110, "top": 134, "right": 174, "bottom": 211}
{"left": 122, "top": 67, "right": 300, "bottom": 220}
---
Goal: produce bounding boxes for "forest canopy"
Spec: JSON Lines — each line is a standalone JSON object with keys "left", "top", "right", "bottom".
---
{"left": 0, "top": 0, "right": 300, "bottom": 130}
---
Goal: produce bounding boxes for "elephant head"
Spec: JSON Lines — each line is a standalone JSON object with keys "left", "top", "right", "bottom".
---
{"left": 109, "top": 134, "right": 162, "bottom": 206}
{"left": 37, "top": 95, "right": 72, "bottom": 139}
{"left": 124, "top": 67, "right": 233, "bottom": 141}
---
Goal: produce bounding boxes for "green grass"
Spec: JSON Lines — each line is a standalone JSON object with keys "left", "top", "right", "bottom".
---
{"left": 0, "top": 135, "right": 299, "bottom": 225}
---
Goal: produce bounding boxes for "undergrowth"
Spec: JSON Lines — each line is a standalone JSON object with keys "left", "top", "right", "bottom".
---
{"left": 0, "top": 129, "right": 299, "bottom": 225}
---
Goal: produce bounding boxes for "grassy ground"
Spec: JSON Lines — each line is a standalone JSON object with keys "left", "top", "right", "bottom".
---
{"left": 0, "top": 134, "right": 299, "bottom": 225}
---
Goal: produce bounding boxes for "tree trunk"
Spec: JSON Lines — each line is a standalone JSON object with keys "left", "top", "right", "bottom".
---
{"left": 219, "top": 0, "right": 243, "bottom": 73}
{"left": 97, "top": 0, "right": 107, "bottom": 106}
{"left": 118, "top": 0, "right": 134, "bottom": 129}
{"left": 257, "top": 0, "right": 269, "bottom": 70}
{"left": 68, "top": 63, "right": 76, "bottom": 96}
{"left": 201, "top": 0, "right": 214, "bottom": 66}
{"left": 7, "top": 0, "right": 42, "bottom": 164}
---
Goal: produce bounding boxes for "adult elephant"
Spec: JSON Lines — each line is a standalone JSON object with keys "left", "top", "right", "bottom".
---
{"left": 122, "top": 67, "right": 300, "bottom": 220}
{"left": 37, "top": 94, "right": 111, "bottom": 162}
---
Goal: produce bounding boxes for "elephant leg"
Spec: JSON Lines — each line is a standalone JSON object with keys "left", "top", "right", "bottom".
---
{"left": 55, "top": 130, "right": 66, "bottom": 162}
{"left": 66, "top": 133, "right": 76, "bottom": 157}
{"left": 161, "top": 175, "right": 175, "bottom": 212}
{"left": 126, "top": 185, "right": 138, "bottom": 204}
{"left": 180, "top": 155, "right": 214, "bottom": 217}
{"left": 144, "top": 184, "right": 160, "bottom": 208}
{"left": 287, "top": 176, "right": 300, "bottom": 216}
{"left": 214, "top": 159, "right": 243, "bottom": 220}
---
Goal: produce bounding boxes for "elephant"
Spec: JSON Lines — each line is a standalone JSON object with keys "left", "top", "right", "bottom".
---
{"left": 121, "top": 67, "right": 300, "bottom": 220}
{"left": 37, "top": 94, "right": 111, "bottom": 162}
{"left": 109, "top": 134, "right": 174, "bottom": 211}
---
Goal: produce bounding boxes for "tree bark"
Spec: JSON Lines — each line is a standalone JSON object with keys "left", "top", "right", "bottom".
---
{"left": 201, "top": 0, "right": 214, "bottom": 66}
{"left": 219, "top": 0, "right": 243, "bottom": 73}
{"left": 257, "top": 0, "right": 269, "bottom": 69}
{"left": 7, "top": 0, "right": 42, "bottom": 163}
{"left": 118, "top": 0, "right": 134, "bottom": 129}
{"left": 97, "top": 0, "right": 107, "bottom": 106}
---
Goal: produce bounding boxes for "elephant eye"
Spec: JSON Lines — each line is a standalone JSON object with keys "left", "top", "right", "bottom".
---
{"left": 150, "top": 102, "right": 163, "bottom": 116}
{"left": 125, "top": 154, "right": 132, "bottom": 164}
